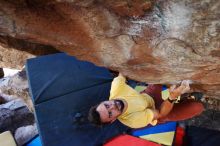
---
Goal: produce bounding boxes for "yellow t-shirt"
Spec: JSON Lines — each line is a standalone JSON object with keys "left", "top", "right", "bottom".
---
{"left": 109, "top": 74, "right": 157, "bottom": 128}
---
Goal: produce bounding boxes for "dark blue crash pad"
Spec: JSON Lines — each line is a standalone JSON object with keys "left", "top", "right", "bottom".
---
{"left": 26, "top": 53, "right": 129, "bottom": 146}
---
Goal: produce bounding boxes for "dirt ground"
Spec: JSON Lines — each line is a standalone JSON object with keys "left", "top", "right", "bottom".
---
{"left": 183, "top": 98, "right": 220, "bottom": 131}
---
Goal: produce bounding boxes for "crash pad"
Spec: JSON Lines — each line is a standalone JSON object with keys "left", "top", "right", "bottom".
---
{"left": 104, "top": 134, "right": 161, "bottom": 146}
{"left": 26, "top": 53, "right": 113, "bottom": 105}
{"left": 184, "top": 126, "right": 220, "bottom": 146}
{"left": 132, "top": 122, "right": 176, "bottom": 146}
{"left": 0, "top": 131, "right": 16, "bottom": 146}
{"left": 26, "top": 136, "right": 42, "bottom": 146}
{"left": 26, "top": 53, "right": 129, "bottom": 146}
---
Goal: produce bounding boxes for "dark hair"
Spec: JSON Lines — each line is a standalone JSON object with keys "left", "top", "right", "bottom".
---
{"left": 88, "top": 104, "right": 103, "bottom": 126}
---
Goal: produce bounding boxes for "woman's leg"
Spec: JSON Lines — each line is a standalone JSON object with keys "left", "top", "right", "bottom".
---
{"left": 141, "top": 84, "right": 164, "bottom": 109}
{"left": 141, "top": 84, "right": 204, "bottom": 122}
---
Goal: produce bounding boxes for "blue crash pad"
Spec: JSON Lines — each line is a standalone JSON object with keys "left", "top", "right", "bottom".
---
{"left": 26, "top": 136, "right": 42, "bottom": 146}
{"left": 132, "top": 122, "right": 177, "bottom": 136}
{"left": 26, "top": 53, "right": 129, "bottom": 146}
{"left": 132, "top": 122, "right": 177, "bottom": 145}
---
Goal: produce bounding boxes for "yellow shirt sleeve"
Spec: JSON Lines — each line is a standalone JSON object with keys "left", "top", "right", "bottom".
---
{"left": 145, "top": 109, "right": 158, "bottom": 126}
{"left": 110, "top": 74, "right": 126, "bottom": 99}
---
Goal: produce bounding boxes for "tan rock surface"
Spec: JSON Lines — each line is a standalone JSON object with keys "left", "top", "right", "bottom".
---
{"left": 0, "top": 0, "right": 219, "bottom": 98}
{"left": 0, "top": 70, "right": 33, "bottom": 111}
{"left": 0, "top": 36, "right": 59, "bottom": 69}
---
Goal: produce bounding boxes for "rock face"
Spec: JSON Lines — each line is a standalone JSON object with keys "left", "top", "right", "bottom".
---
{"left": 0, "top": 70, "right": 33, "bottom": 111}
{"left": 0, "top": 0, "right": 219, "bottom": 98}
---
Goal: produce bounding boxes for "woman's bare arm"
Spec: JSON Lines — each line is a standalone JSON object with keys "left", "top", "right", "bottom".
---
{"left": 152, "top": 80, "right": 190, "bottom": 120}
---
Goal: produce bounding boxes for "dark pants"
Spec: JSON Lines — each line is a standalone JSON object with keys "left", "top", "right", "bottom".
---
{"left": 142, "top": 85, "right": 204, "bottom": 122}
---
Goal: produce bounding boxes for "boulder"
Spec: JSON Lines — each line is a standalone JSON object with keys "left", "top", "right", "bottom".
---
{"left": 14, "top": 124, "right": 38, "bottom": 146}
{"left": 0, "top": 99, "right": 35, "bottom": 134}
{"left": 0, "top": 0, "right": 219, "bottom": 98}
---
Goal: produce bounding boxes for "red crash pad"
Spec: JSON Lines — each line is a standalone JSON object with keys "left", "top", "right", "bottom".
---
{"left": 104, "top": 134, "right": 161, "bottom": 146}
